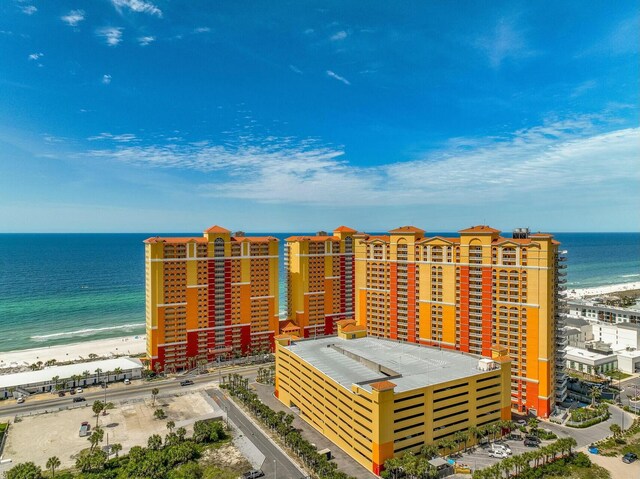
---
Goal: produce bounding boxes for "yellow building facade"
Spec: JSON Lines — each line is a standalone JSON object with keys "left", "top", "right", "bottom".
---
{"left": 145, "top": 226, "right": 279, "bottom": 372}
{"left": 275, "top": 330, "right": 511, "bottom": 475}
{"left": 284, "top": 227, "right": 356, "bottom": 338}
{"left": 353, "top": 225, "right": 567, "bottom": 417}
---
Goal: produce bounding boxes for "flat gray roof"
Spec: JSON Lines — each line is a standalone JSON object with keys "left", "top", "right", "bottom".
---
{"left": 282, "top": 336, "right": 496, "bottom": 393}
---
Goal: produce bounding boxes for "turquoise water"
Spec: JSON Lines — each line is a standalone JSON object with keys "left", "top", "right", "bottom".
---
{"left": 0, "top": 233, "right": 638, "bottom": 353}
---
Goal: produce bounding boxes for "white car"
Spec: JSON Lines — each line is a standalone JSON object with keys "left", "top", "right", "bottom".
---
{"left": 16, "top": 397, "right": 25, "bottom": 404}
{"left": 76, "top": 387, "right": 83, "bottom": 394}
{"left": 489, "top": 449, "right": 508, "bottom": 459}
{"left": 124, "top": 379, "right": 131, "bottom": 385}
{"left": 493, "top": 443, "right": 512, "bottom": 455}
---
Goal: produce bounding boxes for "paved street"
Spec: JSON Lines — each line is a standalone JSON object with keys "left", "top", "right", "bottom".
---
{"left": 209, "top": 388, "right": 305, "bottom": 479}
{"left": 0, "top": 363, "right": 262, "bottom": 417}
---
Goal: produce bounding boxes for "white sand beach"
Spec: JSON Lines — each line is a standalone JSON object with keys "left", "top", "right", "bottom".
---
{"left": 0, "top": 335, "right": 146, "bottom": 372}
{"left": 566, "top": 281, "right": 640, "bottom": 300}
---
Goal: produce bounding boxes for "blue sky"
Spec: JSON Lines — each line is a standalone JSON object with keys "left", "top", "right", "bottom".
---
{"left": 0, "top": 1, "right": 638, "bottom": 233}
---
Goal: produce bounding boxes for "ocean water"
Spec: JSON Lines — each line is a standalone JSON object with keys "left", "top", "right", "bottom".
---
{"left": 0, "top": 233, "right": 638, "bottom": 353}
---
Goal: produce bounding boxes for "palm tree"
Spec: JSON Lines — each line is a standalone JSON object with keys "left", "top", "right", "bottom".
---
{"left": 111, "top": 443, "right": 122, "bottom": 458}
{"left": 151, "top": 387, "right": 159, "bottom": 406}
{"left": 46, "top": 456, "right": 61, "bottom": 477}
{"left": 590, "top": 386, "right": 602, "bottom": 406}
{"left": 113, "top": 367, "right": 123, "bottom": 380}
{"left": 166, "top": 420, "right": 175, "bottom": 433}
{"left": 95, "top": 368, "right": 103, "bottom": 385}
{"left": 610, "top": 423, "right": 622, "bottom": 439}
{"left": 51, "top": 375, "right": 60, "bottom": 392}
{"left": 501, "top": 456, "right": 514, "bottom": 478}
{"left": 82, "top": 370, "right": 90, "bottom": 386}
{"left": 92, "top": 400, "right": 105, "bottom": 428}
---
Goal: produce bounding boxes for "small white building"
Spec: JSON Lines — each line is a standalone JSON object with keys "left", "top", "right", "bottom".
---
{"left": 565, "top": 346, "right": 618, "bottom": 376}
{"left": 0, "top": 357, "right": 143, "bottom": 399}
{"left": 615, "top": 348, "right": 640, "bottom": 374}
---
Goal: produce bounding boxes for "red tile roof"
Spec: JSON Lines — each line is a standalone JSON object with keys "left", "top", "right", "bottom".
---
{"left": 341, "top": 324, "right": 366, "bottom": 333}
{"left": 370, "top": 380, "right": 396, "bottom": 391}
{"left": 204, "top": 225, "right": 231, "bottom": 233}
{"left": 389, "top": 226, "right": 425, "bottom": 234}
{"left": 334, "top": 226, "right": 357, "bottom": 233}
{"left": 459, "top": 225, "right": 501, "bottom": 234}
{"left": 144, "top": 236, "right": 207, "bottom": 244}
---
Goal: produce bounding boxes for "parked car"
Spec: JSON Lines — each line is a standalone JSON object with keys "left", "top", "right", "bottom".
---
{"left": 622, "top": 452, "right": 637, "bottom": 464}
{"left": 100, "top": 383, "right": 108, "bottom": 389}
{"left": 73, "top": 397, "right": 86, "bottom": 403}
{"left": 124, "top": 378, "right": 131, "bottom": 385}
{"left": 58, "top": 391, "right": 66, "bottom": 397}
{"left": 524, "top": 438, "right": 540, "bottom": 447}
{"left": 242, "top": 470, "right": 265, "bottom": 479}
{"left": 489, "top": 449, "right": 508, "bottom": 459}
{"left": 180, "top": 379, "right": 194, "bottom": 386}
{"left": 79, "top": 423, "right": 90, "bottom": 437}
{"left": 16, "top": 397, "right": 25, "bottom": 404}
{"left": 525, "top": 435, "right": 541, "bottom": 444}
{"left": 492, "top": 443, "right": 512, "bottom": 455}
{"left": 70, "top": 389, "right": 76, "bottom": 395}
{"left": 516, "top": 419, "right": 527, "bottom": 426}
{"left": 76, "top": 387, "right": 83, "bottom": 394}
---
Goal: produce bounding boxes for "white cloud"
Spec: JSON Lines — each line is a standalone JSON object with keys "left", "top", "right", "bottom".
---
{"left": 21, "top": 5, "right": 37, "bottom": 15}
{"left": 138, "top": 36, "right": 155, "bottom": 46}
{"left": 289, "top": 64, "right": 303, "bottom": 74}
{"left": 61, "top": 10, "right": 85, "bottom": 27}
{"left": 476, "top": 20, "right": 536, "bottom": 68}
{"left": 28, "top": 52, "right": 43, "bottom": 60}
{"left": 97, "top": 27, "right": 123, "bottom": 46}
{"left": 111, "top": 0, "right": 162, "bottom": 17}
{"left": 85, "top": 117, "right": 639, "bottom": 208}
{"left": 102, "top": 74, "right": 112, "bottom": 84}
{"left": 326, "top": 70, "right": 351, "bottom": 85}
{"left": 88, "top": 132, "right": 137, "bottom": 142}
{"left": 330, "top": 30, "right": 347, "bottom": 41}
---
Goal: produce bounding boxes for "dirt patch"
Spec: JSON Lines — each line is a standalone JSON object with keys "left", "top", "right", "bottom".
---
{"left": 201, "top": 442, "right": 252, "bottom": 472}
{"left": 1, "top": 391, "right": 216, "bottom": 469}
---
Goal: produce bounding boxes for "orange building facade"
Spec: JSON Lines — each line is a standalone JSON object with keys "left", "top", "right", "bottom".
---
{"left": 145, "top": 226, "right": 279, "bottom": 372}
{"left": 354, "top": 226, "right": 567, "bottom": 418}
{"left": 284, "top": 227, "right": 356, "bottom": 338}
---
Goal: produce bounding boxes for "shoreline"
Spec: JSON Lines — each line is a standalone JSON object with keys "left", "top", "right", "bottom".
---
{"left": 0, "top": 281, "right": 637, "bottom": 374}
{"left": 566, "top": 281, "right": 640, "bottom": 300}
{"left": 0, "top": 335, "right": 146, "bottom": 375}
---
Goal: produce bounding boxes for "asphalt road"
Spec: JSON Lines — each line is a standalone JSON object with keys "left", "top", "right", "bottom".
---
{"left": 0, "top": 364, "right": 262, "bottom": 417}
{"left": 209, "top": 388, "right": 305, "bottom": 479}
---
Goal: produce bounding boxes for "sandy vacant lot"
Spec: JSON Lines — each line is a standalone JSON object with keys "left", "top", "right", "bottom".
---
{"left": 1, "top": 391, "right": 217, "bottom": 469}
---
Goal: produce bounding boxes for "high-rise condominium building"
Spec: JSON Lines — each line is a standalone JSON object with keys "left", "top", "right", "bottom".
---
{"left": 353, "top": 225, "right": 567, "bottom": 418}
{"left": 284, "top": 226, "right": 356, "bottom": 338}
{"left": 145, "top": 226, "right": 279, "bottom": 372}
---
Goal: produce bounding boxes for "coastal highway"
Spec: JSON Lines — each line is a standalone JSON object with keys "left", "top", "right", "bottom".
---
{"left": 0, "top": 364, "right": 262, "bottom": 417}
{"left": 209, "top": 388, "right": 305, "bottom": 479}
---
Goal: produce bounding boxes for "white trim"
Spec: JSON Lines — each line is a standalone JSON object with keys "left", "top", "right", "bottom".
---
{"left": 512, "top": 376, "right": 539, "bottom": 383}
{"left": 304, "top": 291, "right": 325, "bottom": 296}
{"left": 325, "top": 276, "right": 340, "bottom": 279}
{"left": 157, "top": 302, "right": 187, "bottom": 307}
{"left": 251, "top": 295, "right": 274, "bottom": 300}
{"left": 186, "top": 324, "right": 249, "bottom": 332}
{"left": 296, "top": 253, "right": 354, "bottom": 257}
{"left": 149, "top": 255, "right": 278, "bottom": 263}
{"left": 232, "top": 282, "right": 251, "bottom": 286}
{"left": 418, "top": 300, "right": 456, "bottom": 306}
{"left": 326, "top": 311, "right": 353, "bottom": 317}
{"left": 538, "top": 358, "right": 550, "bottom": 362}
{"left": 360, "top": 287, "right": 390, "bottom": 293}
{"left": 158, "top": 340, "right": 188, "bottom": 347}
{"left": 495, "top": 301, "right": 540, "bottom": 308}
{"left": 187, "top": 284, "right": 207, "bottom": 288}
{"left": 355, "top": 258, "right": 551, "bottom": 270}
{"left": 250, "top": 330, "right": 274, "bottom": 336}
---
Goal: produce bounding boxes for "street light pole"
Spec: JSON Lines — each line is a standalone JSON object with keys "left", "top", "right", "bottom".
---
{"left": 274, "top": 459, "right": 277, "bottom": 479}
